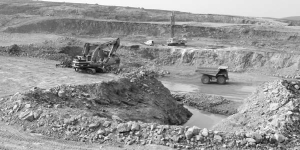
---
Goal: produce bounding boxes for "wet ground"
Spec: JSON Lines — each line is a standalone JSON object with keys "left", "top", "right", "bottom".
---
{"left": 160, "top": 72, "right": 279, "bottom": 129}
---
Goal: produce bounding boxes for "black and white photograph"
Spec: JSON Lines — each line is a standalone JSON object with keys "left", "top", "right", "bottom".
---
{"left": 0, "top": 0, "right": 299, "bottom": 149}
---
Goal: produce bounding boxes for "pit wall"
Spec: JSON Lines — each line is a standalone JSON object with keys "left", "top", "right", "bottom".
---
{"left": 5, "top": 18, "right": 300, "bottom": 42}
{"left": 2, "top": 43, "right": 300, "bottom": 77}
{"left": 127, "top": 46, "right": 300, "bottom": 76}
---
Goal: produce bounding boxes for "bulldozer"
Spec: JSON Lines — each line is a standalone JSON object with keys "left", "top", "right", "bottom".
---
{"left": 72, "top": 38, "right": 121, "bottom": 74}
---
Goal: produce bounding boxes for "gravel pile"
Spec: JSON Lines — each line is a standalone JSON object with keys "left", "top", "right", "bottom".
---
{"left": 1, "top": 79, "right": 300, "bottom": 149}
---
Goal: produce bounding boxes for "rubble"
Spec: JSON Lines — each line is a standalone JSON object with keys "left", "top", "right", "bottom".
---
{"left": 213, "top": 80, "right": 300, "bottom": 148}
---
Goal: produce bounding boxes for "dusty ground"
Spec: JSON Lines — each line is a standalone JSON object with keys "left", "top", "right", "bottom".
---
{"left": 162, "top": 65, "right": 280, "bottom": 102}
{"left": 0, "top": 56, "right": 279, "bottom": 101}
{"left": 0, "top": 56, "right": 118, "bottom": 98}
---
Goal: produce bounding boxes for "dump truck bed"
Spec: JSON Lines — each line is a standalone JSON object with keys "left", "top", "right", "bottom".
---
{"left": 195, "top": 67, "right": 220, "bottom": 76}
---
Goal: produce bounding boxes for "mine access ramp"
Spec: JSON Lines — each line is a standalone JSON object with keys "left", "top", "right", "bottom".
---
{"left": 196, "top": 66, "right": 229, "bottom": 84}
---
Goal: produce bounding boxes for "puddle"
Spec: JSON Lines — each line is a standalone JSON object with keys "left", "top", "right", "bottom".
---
{"left": 161, "top": 80, "right": 235, "bottom": 129}
{"left": 161, "top": 81, "right": 199, "bottom": 93}
{"left": 183, "top": 106, "right": 226, "bottom": 129}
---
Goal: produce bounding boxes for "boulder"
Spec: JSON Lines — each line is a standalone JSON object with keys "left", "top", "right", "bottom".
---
{"left": 202, "top": 128, "right": 209, "bottom": 137}
{"left": 19, "top": 111, "right": 34, "bottom": 122}
{"left": 214, "top": 135, "right": 222, "bottom": 142}
{"left": 33, "top": 110, "right": 43, "bottom": 119}
{"left": 269, "top": 103, "right": 279, "bottom": 111}
{"left": 89, "top": 122, "right": 100, "bottom": 129}
{"left": 117, "top": 123, "right": 130, "bottom": 133}
{"left": 274, "top": 133, "right": 286, "bottom": 143}
{"left": 131, "top": 122, "right": 140, "bottom": 131}
{"left": 248, "top": 132, "right": 263, "bottom": 143}
{"left": 185, "top": 130, "right": 193, "bottom": 140}
{"left": 150, "top": 124, "right": 156, "bottom": 131}
{"left": 185, "top": 126, "right": 200, "bottom": 139}
{"left": 58, "top": 89, "right": 66, "bottom": 97}
{"left": 103, "top": 121, "right": 111, "bottom": 127}
{"left": 97, "top": 129, "right": 106, "bottom": 135}
{"left": 246, "top": 138, "right": 256, "bottom": 144}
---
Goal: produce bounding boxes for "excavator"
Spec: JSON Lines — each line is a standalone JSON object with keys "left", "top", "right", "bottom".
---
{"left": 72, "top": 38, "right": 121, "bottom": 74}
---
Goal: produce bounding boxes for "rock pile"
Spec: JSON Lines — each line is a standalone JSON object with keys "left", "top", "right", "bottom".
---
{"left": 1, "top": 79, "right": 300, "bottom": 149}
{"left": 213, "top": 80, "right": 300, "bottom": 148}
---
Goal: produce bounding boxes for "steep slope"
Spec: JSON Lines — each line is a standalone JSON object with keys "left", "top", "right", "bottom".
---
{"left": 214, "top": 80, "right": 300, "bottom": 140}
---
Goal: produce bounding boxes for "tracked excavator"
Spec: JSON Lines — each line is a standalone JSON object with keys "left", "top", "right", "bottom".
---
{"left": 72, "top": 38, "right": 121, "bottom": 74}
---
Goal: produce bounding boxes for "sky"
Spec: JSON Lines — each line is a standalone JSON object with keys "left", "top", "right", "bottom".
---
{"left": 41, "top": 0, "right": 300, "bottom": 18}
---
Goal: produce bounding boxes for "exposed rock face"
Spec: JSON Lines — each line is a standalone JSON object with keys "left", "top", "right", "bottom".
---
{"left": 213, "top": 80, "right": 300, "bottom": 140}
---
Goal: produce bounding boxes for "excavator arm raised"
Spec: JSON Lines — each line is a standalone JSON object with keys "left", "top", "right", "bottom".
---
{"left": 91, "top": 38, "right": 120, "bottom": 63}
{"left": 83, "top": 38, "right": 120, "bottom": 62}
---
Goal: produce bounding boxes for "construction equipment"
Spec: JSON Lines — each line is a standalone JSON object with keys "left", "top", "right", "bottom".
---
{"left": 144, "top": 40, "right": 154, "bottom": 46}
{"left": 195, "top": 66, "right": 229, "bottom": 84}
{"left": 72, "top": 38, "right": 121, "bottom": 74}
{"left": 167, "top": 11, "right": 187, "bottom": 46}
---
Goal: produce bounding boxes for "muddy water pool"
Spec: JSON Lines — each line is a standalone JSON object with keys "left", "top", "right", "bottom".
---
{"left": 161, "top": 80, "right": 256, "bottom": 129}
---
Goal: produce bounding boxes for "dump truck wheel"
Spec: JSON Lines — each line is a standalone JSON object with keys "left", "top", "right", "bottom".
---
{"left": 201, "top": 75, "right": 210, "bottom": 84}
{"left": 217, "top": 76, "right": 226, "bottom": 84}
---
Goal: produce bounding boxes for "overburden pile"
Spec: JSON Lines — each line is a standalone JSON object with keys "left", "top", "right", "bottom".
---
{"left": 0, "top": 71, "right": 191, "bottom": 142}
{"left": 2, "top": 73, "right": 300, "bottom": 148}
{"left": 214, "top": 80, "right": 300, "bottom": 147}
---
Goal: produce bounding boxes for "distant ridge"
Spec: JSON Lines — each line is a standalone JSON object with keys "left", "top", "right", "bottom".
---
{"left": 281, "top": 16, "right": 300, "bottom": 21}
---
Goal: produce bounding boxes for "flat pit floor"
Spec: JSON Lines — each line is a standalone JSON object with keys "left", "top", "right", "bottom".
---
{"left": 0, "top": 56, "right": 117, "bottom": 97}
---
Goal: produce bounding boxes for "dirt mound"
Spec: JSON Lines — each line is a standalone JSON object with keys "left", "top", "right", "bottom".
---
{"left": 0, "top": 72, "right": 191, "bottom": 124}
{"left": 2, "top": 77, "right": 298, "bottom": 149}
{"left": 213, "top": 80, "right": 300, "bottom": 144}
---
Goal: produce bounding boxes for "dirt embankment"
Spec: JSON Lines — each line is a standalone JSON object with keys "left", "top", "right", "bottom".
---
{"left": 213, "top": 80, "right": 300, "bottom": 147}
{"left": 0, "top": 71, "right": 191, "bottom": 126}
{"left": 2, "top": 37, "right": 300, "bottom": 77}
{"left": 4, "top": 42, "right": 300, "bottom": 77}
{"left": 4, "top": 18, "right": 299, "bottom": 40}
{"left": 0, "top": 0, "right": 281, "bottom": 25}
{"left": 118, "top": 46, "right": 300, "bottom": 77}
{"left": 1, "top": 77, "right": 297, "bottom": 149}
